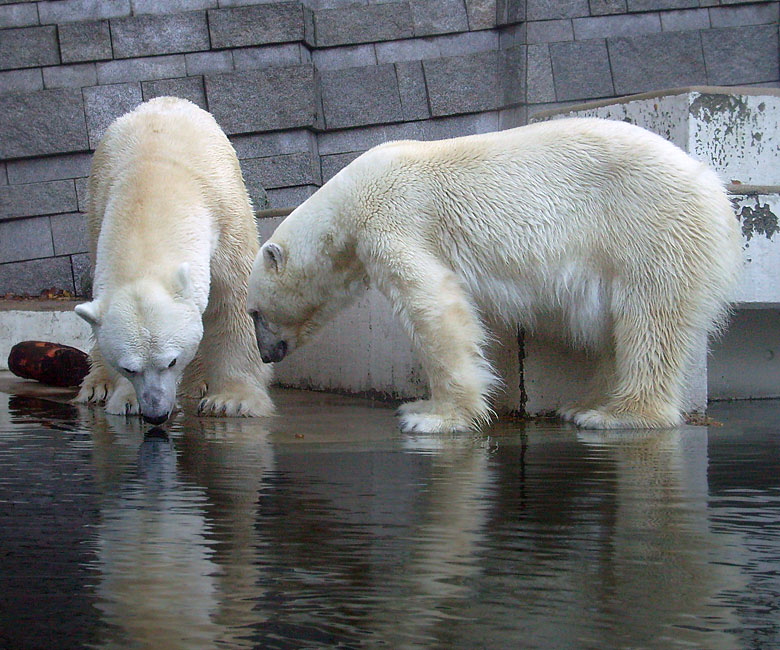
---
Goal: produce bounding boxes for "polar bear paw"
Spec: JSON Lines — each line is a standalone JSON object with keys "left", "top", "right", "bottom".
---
{"left": 74, "top": 368, "right": 114, "bottom": 404}
{"left": 571, "top": 407, "right": 682, "bottom": 430}
{"left": 105, "top": 383, "right": 140, "bottom": 416}
{"left": 197, "top": 385, "right": 274, "bottom": 418}
{"left": 397, "top": 400, "right": 473, "bottom": 434}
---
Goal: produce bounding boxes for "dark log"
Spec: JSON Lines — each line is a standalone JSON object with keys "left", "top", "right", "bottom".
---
{"left": 8, "top": 341, "right": 90, "bottom": 388}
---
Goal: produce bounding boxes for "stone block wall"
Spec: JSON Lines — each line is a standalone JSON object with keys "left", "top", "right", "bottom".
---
{"left": 0, "top": 0, "right": 778, "bottom": 295}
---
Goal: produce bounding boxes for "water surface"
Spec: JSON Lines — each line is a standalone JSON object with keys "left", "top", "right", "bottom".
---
{"left": 1, "top": 381, "right": 779, "bottom": 649}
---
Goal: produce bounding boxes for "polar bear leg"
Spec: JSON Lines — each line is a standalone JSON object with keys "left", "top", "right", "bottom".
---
{"left": 380, "top": 258, "right": 498, "bottom": 434}
{"left": 74, "top": 345, "right": 139, "bottom": 415}
{"left": 191, "top": 296, "right": 274, "bottom": 418}
{"left": 572, "top": 295, "right": 688, "bottom": 429}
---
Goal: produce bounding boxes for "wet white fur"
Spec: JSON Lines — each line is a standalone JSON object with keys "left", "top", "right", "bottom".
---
{"left": 75, "top": 97, "right": 273, "bottom": 420}
{"left": 248, "top": 118, "right": 742, "bottom": 433}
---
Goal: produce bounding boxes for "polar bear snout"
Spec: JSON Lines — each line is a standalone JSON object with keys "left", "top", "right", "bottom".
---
{"left": 250, "top": 310, "right": 289, "bottom": 363}
{"left": 143, "top": 412, "right": 169, "bottom": 426}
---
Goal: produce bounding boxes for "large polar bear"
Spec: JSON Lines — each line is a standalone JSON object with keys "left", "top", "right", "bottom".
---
{"left": 75, "top": 97, "right": 273, "bottom": 424}
{"left": 247, "top": 118, "right": 742, "bottom": 433}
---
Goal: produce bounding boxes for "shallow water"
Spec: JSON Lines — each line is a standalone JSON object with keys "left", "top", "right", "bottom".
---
{"left": 1, "top": 381, "right": 779, "bottom": 650}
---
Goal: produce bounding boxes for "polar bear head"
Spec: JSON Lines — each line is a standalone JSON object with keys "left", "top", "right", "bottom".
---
{"left": 247, "top": 215, "right": 368, "bottom": 364}
{"left": 75, "top": 265, "right": 203, "bottom": 424}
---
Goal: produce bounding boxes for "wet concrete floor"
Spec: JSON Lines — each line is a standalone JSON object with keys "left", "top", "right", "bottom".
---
{"left": 1, "top": 371, "right": 779, "bottom": 649}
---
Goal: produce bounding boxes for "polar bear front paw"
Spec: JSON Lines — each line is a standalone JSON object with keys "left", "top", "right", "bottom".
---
{"left": 74, "top": 368, "right": 113, "bottom": 404}
{"left": 572, "top": 407, "right": 682, "bottom": 430}
{"left": 105, "top": 383, "right": 140, "bottom": 416}
{"left": 198, "top": 386, "right": 274, "bottom": 418}
{"left": 396, "top": 399, "right": 433, "bottom": 417}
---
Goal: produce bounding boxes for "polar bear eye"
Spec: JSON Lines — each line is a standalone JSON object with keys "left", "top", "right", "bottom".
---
{"left": 168, "top": 358, "right": 177, "bottom": 368}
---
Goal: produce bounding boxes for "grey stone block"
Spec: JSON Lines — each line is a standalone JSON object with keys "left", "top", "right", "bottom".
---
{"left": 709, "top": 3, "right": 779, "bottom": 28}
{"left": 0, "top": 26, "right": 59, "bottom": 71}
{"left": 232, "top": 43, "right": 304, "bottom": 70}
{"left": 396, "top": 61, "right": 430, "bottom": 121}
{"left": 527, "top": 19, "right": 574, "bottom": 43}
{"left": 265, "top": 185, "right": 315, "bottom": 210}
{"left": 527, "top": 43, "right": 556, "bottom": 103}
{"left": 0, "top": 89, "right": 88, "bottom": 159}
{"left": 185, "top": 51, "right": 233, "bottom": 77}
{"left": 0, "top": 3, "right": 38, "bottom": 28}
{"left": 72, "top": 252, "right": 91, "bottom": 297}
{"left": 111, "top": 12, "right": 209, "bottom": 59}
{"left": 573, "top": 13, "right": 661, "bottom": 40}
{"left": 131, "top": 0, "right": 216, "bottom": 14}
{"left": 0, "top": 180, "right": 78, "bottom": 220}
{"left": 230, "top": 129, "right": 316, "bottom": 159}
{"left": 410, "top": 0, "right": 468, "bottom": 36}
{"left": 50, "top": 212, "right": 88, "bottom": 256}
{"left": 320, "top": 64, "right": 403, "bottom": 129}
{"left": 608, "top": 31, "right": 707, "bottom": 95}
{"left": 75, "top": 178, "right": 89, "bottom": 212}
{"left": 527, "top": 0, "right": 588, "bottom": 20}
{"left": 424, "top": 50, "right": 502, "bottom": 117}
{"left": 702, "top": 24, "right": 779, "bottom": 86}
{"left": 317, "top": 112, "right": 500, "bottom": 156}
{"left": 498, "top": 22, "right": 525, "bottom": 48}
{"left": 314, "top": 3, "right": 413, "bottom": 47}
{"left": 550, "top": 39, "right": 614, "bottom": 101}
{"left": 240, "top": 152, "right": 320, "bottom": 191}
{"left": 1, "top": 163, "right": 6, "bottom": 185}
{"left": 205, "top": 65, "right": 320, "bottom": 135}
{"left": 96, "top": 55, "right": 186, "bottom": 85}
{"left": 660, "top": 8, "right": 709, "bottom": 32}
{"left": 501, "top": 44, "right": 525, "bottom": 106}
{"left": 142, "top": 76, "right": 207, "bottom": 110}
{"left": 589, "top": 0, "right": 626, "bottom": 15}
{"left": 0, "top": 216, "right": 54, "bottom": 263}
{"left": 37, "top": 0, "right": 129, "bottom": 25}
{"left": 440, "top": 29, "right": 500, "bottom": 56}
{"left": 466, "top": 0, "right": 497, "bottom": 30}
{"left": 0, "top": 68, "right": 43, "bottom": 95}
{"left": 375, "top": 37, "right": 442, "bottom": 64}
{"left": 0, "top": 256, "right": 75, "bottom": 295}
{"left": 496, "top": 0, "right": 526, "bottom": 24}
{"left": 6, "top": 153, "right": 92, "bottom": 185}
{"left": 208, "top": 3, "right": 304, "bottom": 49}
{"left": 312, "top": 44, "right": 377, "bottom": 71}
{"left": 626, "top": 0, "right": 697, "bottom": 10}
{"left": 83, "top": 82, "right": 143, "bottom": 149}
{"left": 58, "top": 20, "right": 112, "bottom": 64}
{"left": 321, "top": 151, "right": 363, "bottom": 183}
{"left": 43, "top": 63, "right": 97, "bottom": 89}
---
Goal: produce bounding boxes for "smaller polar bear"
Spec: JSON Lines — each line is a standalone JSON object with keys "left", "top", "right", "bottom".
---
{"left": 75, "top": 97, "right": 273, "bottom": 424}
{"left": 247, "top": 118, "right": 742, "bottom": 433}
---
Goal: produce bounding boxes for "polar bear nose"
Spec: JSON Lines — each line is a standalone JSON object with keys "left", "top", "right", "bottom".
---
{"left": 260, "top": 339, "right": 287, "bottom": 364}
{"left": 250, "top": 310, "right": 288, "bottom": 363}
{"left": 143, "top": 413, "right": 169, "bottom": 425}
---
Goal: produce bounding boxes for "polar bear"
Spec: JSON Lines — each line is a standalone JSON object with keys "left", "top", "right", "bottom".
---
{"left": 75, "top": 97, "right": 273, "bottom": 424}
{"left": 247, "top": 118, "right": 742, "bottom": 433}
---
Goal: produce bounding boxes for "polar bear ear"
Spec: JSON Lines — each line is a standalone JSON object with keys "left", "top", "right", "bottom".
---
{"left": 173, "top": 263, "right": 192, "bottom": 299}
{"left": 75, "top": 300, "right": 102, "bottom": 327}
{"left": 262, "top": 242, "right": 285, "bottom": 273}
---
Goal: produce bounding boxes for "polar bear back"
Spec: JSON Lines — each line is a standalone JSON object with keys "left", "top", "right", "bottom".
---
{"left": 298, "top": 117, "right": 741, "bottom": 345}
{"left": 86, "top": 97, "right": 257, "bottom": 300}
